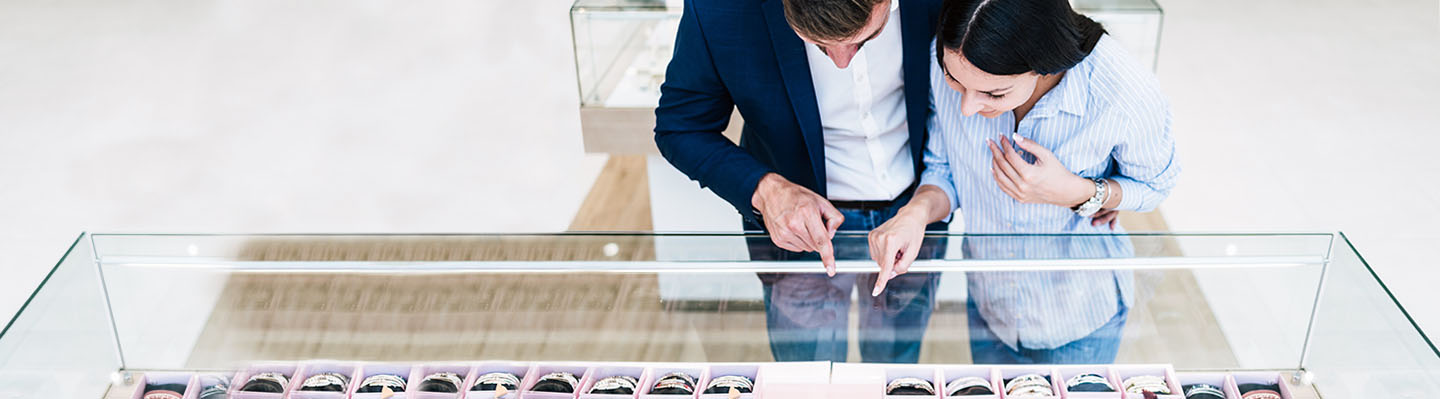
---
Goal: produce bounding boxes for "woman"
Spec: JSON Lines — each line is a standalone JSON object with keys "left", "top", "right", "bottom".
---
{"left": 866, "top": 0, "right": 1180, "bottom": 363}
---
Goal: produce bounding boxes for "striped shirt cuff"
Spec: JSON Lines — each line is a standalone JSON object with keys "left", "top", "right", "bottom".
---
{"left": 919, "top": 171, "right": 960, "bottom": 223}
{"left": 1111, "top": 176, "right": 1156, "bottom": 212}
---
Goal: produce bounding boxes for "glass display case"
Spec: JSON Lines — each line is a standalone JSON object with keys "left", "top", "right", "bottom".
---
{"left": 0, "top": 232, "right": 1435, "bottom": 398}
{"left": 568, "top": 0, "right": 1163, "bottom": 153}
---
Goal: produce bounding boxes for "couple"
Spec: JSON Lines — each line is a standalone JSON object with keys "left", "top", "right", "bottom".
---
{"left": 654, "top": 0, "right": 1179, "bottom": 364}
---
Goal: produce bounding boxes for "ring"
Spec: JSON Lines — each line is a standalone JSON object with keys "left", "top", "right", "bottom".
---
{"left": 1122, "top": 375, "right": 1171, "bottom": 395}
{"left": 1065, "top": 373, "right": 1114, "bottom": 392}
{"left": 945, "top": 376, "right": 993, "bottom": 396}
{"left": 590, "top": 375, "right": 640, "bottom": 395}
{"left": 1241, "top": 390, "right": 1282, "bottom": 399}
{"left": 1184, "top": 383, "right": 1226, "bottom": 399}
{"left": 300, "top": 372, "right": 350, "bottom": 392}
{"left": 418, "top": 372, "right": 464, "bottom": 393}
{"left": 703, "top": 375, "right": 754, "bottom": 394}
{"left": 651, "top": 372, "right": 697, "bottom": 395}
{"left": 532, "top": 372, "right": 579, "bottom": 393}
{"left": 240, "top": 372, "right": 290, "bottom": 393}
{"left": 142, "top": 391, "right": 183, "bottom": 399}
{"left": 1008, "top": 384, "right": 1054, "bottom": 397}
{"left": 357, "top": 374, "right": 407, "bottom": 394}
{"left": 471, "top": 372, "right": 522, "bottom": 392}
{"left": 1004, "top": 374, "right": 1050, "bottom": 394}
{"left": 196, "top": 374, "right": 229, "bottom": 399}
{"left": 885, "top": 377, "right": 935, "bottom": 395}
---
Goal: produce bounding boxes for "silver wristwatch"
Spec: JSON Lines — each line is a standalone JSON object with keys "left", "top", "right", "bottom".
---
{"left": 1073, "top": 178, "right": 1107, "bottom": 217}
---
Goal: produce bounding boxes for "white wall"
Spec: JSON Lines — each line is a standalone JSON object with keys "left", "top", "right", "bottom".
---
{"left": 0, "top": 0, "right": 607, "bottom": 322}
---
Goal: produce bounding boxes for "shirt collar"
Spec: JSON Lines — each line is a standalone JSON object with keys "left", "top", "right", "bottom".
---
{"left": 1028, "top": 60, "right": 1089, "bottom": 119}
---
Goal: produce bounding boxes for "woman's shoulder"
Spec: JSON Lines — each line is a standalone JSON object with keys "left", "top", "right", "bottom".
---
{"left": 1079, "top": 35, "right": 1169, "bottom": 126}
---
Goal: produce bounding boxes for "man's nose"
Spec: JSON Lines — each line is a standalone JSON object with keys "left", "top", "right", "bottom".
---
{"left": 825, "top": 45, "right": 859, "bottom": 69}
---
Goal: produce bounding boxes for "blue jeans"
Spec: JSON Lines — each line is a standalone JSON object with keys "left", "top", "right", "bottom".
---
{"left": 967, "top": 298, "right": 1129, "bottom": 364}
{"left": 745, "top": 197, "right": 947, "bottom": 363}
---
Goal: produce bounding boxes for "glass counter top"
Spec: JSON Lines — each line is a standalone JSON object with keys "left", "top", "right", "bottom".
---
{"left": 0, "top": 232, "right": 1435, "bottom": 398}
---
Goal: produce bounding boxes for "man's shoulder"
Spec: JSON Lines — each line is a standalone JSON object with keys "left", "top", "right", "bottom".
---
{"left": 686, "top": 0, "right": 763, "bottom": 14}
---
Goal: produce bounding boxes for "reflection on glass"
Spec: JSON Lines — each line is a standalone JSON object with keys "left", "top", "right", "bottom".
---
{"left": 963, "top": 235, "right": 1134, "bottom": 364}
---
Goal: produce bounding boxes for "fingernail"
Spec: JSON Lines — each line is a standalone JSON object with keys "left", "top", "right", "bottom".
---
{"left": 1012, "top": 133, "right": 1022, "bottom": 142}
{"left": 872, "top": 285, "right": 882, "bottom": 296}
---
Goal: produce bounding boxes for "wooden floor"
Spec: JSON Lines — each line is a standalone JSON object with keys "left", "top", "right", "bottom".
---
{"left": 102, "top": 156, "right": 1281, "bottom": 397}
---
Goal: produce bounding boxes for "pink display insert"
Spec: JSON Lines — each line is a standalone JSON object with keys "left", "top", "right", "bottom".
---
{"left": 230, "top": 363, "right": 300, "bottom": 399}
{"left": 467, "top": 362, "right": 533, "bottom": 399}
{"left": 698, "top": 364, "right": 761, "bottom": 399}
{"left": 1053, "top": 365, "right": 1120, "bottom": 399}
{"left": 131, "top": 372, "right": 198, "bottom": 399}
{"left": 1111, "top": 365, "right": 1181, "bottom": 399}
{"left": 938, "top": 365, "right": 998, "bottom": 399}
{"left": 352, "top": 364, "right": 417, "bottom": 399}
{"left": 638, "top": 364, "right": 704, "bottom": 399}
{"left": 996, "top": 366, "right": 1060, "bottom": 399}
{"left": 522, "top": 363, "right": 591, "bottom": 399}
{"left": 1228, "top": 372, "right": 1293, "bottom": 399}
{"left": 290, "top": 362, "right": 361, "bottom": 399}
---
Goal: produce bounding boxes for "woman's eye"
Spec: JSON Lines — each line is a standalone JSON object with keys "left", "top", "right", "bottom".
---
{"left": 986, "top": 93, "right": 1005, "bottom": 99}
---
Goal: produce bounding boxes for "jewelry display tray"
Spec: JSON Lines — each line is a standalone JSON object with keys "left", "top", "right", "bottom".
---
{"left": 139, "top": 361, "right": 1297, "bottom": 399}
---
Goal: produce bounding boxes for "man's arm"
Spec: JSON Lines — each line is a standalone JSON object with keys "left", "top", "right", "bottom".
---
{"left": 653, "top": 0, "right": 773, "bottom": 223}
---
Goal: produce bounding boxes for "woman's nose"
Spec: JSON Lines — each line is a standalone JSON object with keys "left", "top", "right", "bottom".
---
{"left": 960, "top": 93, "right": 983, "bottom": 117}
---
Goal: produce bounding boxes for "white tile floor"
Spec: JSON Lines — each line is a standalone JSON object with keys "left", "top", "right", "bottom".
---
{"left": 0, "top": 0, "right": 1437, "bottom": 353}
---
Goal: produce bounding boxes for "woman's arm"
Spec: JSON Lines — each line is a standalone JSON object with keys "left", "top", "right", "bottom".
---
{"left": 867, "top": 184, "right": 951, "bottom": 296}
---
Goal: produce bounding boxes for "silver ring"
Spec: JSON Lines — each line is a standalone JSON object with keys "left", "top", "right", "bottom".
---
{"left": 1122, "top": 375, "right": 1171, "bottom": 394}
{"left": 704, "top": 375, "right": 754, "bottom": 394}
{"left": 472, "top": 372, "right": 522, "bottom": 391}
{"left": 357, "top": 374, "right": 407, "bottom": 393}
{"left": 590, "top": 375, "right": 640, "bottom": 394}
{"left": 1004, "top": 374, "right": 1049, "bottom": 394}
{"left": 1065, "top": 373, "right": 1114, "bottom": 390}
{"left": 241, "top": 372, "right": 291, "bottom": 393}
{"left": 418, "top": 372, "right": 464, "bottom": 392}
{"left": 945, "top": 376, "right": 992, "bottom": 395}
{"left": 1185, "top": 384, "right": 1226, "bottom": 398}
{"left": 300, "top": 372, "right": 351, "bottom": 392}
{"left": 885, "top": 377, "right": 936, "bottom": 395}
{"left": 532, "top": 372, "right": 579, "bottom": 393}
{"left": 652, "top": 372, "right": 697, "bottom": 394}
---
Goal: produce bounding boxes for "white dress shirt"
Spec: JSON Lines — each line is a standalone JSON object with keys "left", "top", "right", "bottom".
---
{"left": 804, "top": 0, "right": 913, "bottom": 201}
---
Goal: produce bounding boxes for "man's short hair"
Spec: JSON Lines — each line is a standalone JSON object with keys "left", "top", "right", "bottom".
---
{"left": 782, "top": 0, "right": 887, "bottom": 42}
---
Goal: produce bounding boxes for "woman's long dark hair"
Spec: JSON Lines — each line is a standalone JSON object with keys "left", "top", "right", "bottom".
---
{"left": 935, "top": 0, "right": 1106, "bottom": 75}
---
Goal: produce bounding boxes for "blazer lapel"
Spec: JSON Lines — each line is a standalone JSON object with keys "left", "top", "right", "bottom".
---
{"left": 899, "top": 0, "right": 937, "bottom": 176}
{"left": 761, "top": 0, "right": 827, "bottom": 196}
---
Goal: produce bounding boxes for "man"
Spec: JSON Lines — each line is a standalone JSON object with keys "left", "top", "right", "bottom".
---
{"left": 653, "top": 0, "right": 945, "bottom": 362}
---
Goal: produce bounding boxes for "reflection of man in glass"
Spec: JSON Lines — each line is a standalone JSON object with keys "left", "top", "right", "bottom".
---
{"left": 751, "top": 234, "right": 944, "bottom": 363}
{"left": 652, "top": 0, "right": 956, "bottom": 363}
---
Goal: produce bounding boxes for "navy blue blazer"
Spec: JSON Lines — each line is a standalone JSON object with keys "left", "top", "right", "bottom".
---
{"left": 654, "top": 0, "right": 942, "bottom": 223}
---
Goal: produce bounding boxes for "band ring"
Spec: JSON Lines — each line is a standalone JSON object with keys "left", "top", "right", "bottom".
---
{"left": 704, "top": 375, "right": 754, "bottom": 394}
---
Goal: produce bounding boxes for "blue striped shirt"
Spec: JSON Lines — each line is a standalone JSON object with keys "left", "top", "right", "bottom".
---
{"left": 921, "top": 35, "right": 1181, "bottom": 350}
